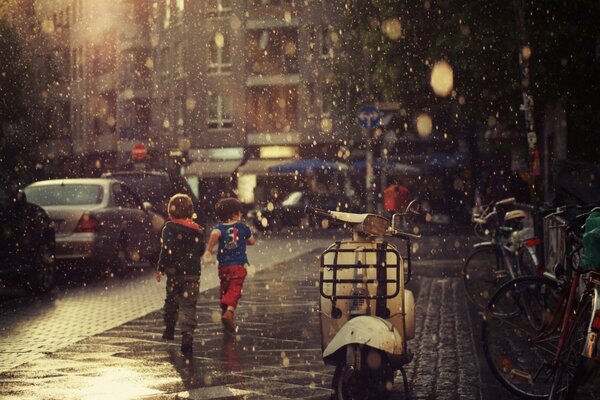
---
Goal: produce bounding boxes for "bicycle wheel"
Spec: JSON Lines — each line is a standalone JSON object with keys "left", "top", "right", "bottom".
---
{"left": 463, "top": 245, "right": 508, "bottom": 309}
{"left": 482, "top": 276, "right": 566, "bottom": 399}
{"left": 549, "top": 292, "right": 596, "bottom": 399}
{"left": 517, "top": 245, "right": 539, "bottom": 277}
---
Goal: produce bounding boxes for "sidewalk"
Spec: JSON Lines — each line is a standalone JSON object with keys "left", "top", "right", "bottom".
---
{"left": 0, "top": 230, "right": 483, "bottom": 400}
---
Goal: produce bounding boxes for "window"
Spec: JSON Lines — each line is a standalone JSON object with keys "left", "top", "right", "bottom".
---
{"left": 319, "top": 87, "right": 332, "bottom": 116}
{"left": 172, "top": 0, "right": 184, "bottom": 24}
{"left": 306, "top": 83, "right": 316, "bottom": 118}
{"left": 247, "top": 86, "right": 297, "bottom": 133}
{"left": 320, "top": 26, "right": 334, "bottom": 58}
{"left": 163, "top": 0, "right": 171, "bottom": 28}
{"left": 113, "top": 184, "right": 138, "bottom": 209}
{"left": 176, "top": 96, "right": 185, "bottom": 132}
{"left": 207, "top": 93, "right": 232, "bottom": 130}
{"left": 175, "top": 41, "right": 184, "bottom": 77}
{"left": 208, "top": 32, "right": 231, "bottom": 74}
{"left": 207, "top": 0, "right": 232, "bottom": 17}
{"left": 247, "top": 28, "right": 298, "bottom": 74}
{"left": 25, "top": 184, "right": 104, "bottom": 206}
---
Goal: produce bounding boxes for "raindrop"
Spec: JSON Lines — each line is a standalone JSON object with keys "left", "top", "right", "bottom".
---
{"left": 416, "top": 114, "right": 433, "bottom": 138}
{"left": 284, "top": 11, "right": 292, "bottom": 24}
{"left": 320, "top": 117, "right": 332, "bottom": 133}
{"left": 430, "top": 61, "right": 453, "bottom": 97}
{"left": 214, "top": 32, "right": 225, "bottom": 49}
{"left": 186, "top": 98, "right": 197, "bottom": 111}
{"left": 211, "top": 310, "right": 221, "bottom": 323}
{"left": 521, "top": 45, "right": 532, "bottom": 60}
{"left": 382, "top": 18, "right": 402, "bottom": 41}
{"left": 230, "top": 15, "right": 242, "bottom": 31}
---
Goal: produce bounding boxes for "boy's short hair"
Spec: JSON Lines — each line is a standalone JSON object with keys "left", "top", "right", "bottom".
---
{"left": 168, "top": 193, "right": 194, "bottom": 219}
{"left": 215, "top": 197, "right": 242, "bottom": 221}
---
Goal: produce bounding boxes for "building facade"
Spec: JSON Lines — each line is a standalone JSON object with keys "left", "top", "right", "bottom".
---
{"left": 154, "top": 0, "right": 345, "bottom": 203}
{"left": 18, "top": 0, "right": 344, "bottom": 203}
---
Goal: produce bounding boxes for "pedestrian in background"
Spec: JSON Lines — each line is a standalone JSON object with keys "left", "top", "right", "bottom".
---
{"left": 203, "top": 197, "right": 256, "bottom": 333}
{"left": 155, "top": 193, "right": 205, "bottom": 354}
{"left": 384, "top": 179, "right": 411, "bottom": 213}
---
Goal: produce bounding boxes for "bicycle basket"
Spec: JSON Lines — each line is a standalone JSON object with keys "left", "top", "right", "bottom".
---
{"left": 581, "top": 211, "right": 600, "bottom": 271}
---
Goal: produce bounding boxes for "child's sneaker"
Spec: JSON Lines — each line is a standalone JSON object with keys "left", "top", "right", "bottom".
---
{"left": 221, "top": 310, "right": 236, "bottom": 333}
{"left": 181, "top": 332, "right": 193, "bottom": 354}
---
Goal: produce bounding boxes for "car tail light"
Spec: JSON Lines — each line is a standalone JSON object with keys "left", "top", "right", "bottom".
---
{"left": 74, "top": 213, "right": 98, "bottom": 233}
{"left": 593, "top": 310, "right": 600, "bottom": 330}
{"left": 525, "top": 237, "right": 541, "bottom": 247}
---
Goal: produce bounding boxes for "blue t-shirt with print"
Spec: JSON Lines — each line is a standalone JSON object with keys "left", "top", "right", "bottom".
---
{"left": 214, "top": 221, "right": 252, "bottom": 267}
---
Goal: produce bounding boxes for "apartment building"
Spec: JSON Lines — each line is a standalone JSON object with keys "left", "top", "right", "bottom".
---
{"left": 21, "top": 0, "right": 344, "bottom": 202}
{"left": 155, "top": 0, "right": 344, "bottom": 203}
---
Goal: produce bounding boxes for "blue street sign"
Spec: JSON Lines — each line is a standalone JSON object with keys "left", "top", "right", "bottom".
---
{"left": 356, "top": 104, "right": 381, "bottom": 128}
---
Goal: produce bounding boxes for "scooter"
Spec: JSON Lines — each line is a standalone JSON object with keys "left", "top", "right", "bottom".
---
{"left": 308, "top": 202, "right": 421, "bottom": 400}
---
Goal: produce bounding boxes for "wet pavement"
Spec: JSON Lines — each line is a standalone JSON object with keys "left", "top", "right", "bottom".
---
{"left": 0, "top": 226, "right": 535, "bottom": 399}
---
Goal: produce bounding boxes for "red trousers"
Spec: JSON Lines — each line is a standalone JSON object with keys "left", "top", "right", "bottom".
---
{"left": 218, "top": 265, "right": 247, "bottom": 310}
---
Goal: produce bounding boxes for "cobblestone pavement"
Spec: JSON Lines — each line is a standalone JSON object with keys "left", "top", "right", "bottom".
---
{"left": 0, "top": 234, "right": 334, "bottom": 373}
{"left": 0, "top": 228, "right": 489, "bottom": 400}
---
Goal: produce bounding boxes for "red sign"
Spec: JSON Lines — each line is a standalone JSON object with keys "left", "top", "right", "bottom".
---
{"left": 131, "top": 143, "right": 147, "bottom": 160}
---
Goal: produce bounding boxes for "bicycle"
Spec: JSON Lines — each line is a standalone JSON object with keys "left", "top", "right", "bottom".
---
{"left": 463, "top": 197, "right": 541, "bottom": 309}
{"left": 481, "top": 206, "right": 600, "bottom": 399}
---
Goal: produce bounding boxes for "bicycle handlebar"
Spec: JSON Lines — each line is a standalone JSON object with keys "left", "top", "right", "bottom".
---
{"left": 495, "top": 197, "right": 516, "bottom": 206}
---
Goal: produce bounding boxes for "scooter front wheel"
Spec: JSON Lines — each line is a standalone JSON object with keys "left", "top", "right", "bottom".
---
{"left": 331, "top": 364, "right": 392, "bottom": 400}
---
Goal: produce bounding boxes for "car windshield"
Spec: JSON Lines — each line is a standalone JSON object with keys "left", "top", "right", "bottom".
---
{"left": 281, "top": 191, "right": 303, "bottom": 206}
{"left": 25, "top": 184, "right": 104, "bottom": 206}
{"left": 110, "top": 174, "right": 171, "bottom": 205}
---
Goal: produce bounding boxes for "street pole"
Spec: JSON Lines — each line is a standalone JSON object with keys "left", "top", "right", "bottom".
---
{"left": 365, "top": 127, "right": 375, "bottom": 213}
{"left": 513, "top": 0, "right": 540, "bottom": 205}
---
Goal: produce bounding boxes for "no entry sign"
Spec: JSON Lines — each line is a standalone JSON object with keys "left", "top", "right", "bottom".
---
{"left": 131, "top": 143, "right": 147, "bottom": 160}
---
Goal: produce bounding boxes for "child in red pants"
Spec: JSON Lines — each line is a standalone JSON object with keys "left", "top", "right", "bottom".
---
{"left": 203, "top": 198, "right": 256, "bottom": 333}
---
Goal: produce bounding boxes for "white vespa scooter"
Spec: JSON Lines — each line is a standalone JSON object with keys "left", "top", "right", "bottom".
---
{"left": 308, "top": 203, "right": 421, "bottom": 399}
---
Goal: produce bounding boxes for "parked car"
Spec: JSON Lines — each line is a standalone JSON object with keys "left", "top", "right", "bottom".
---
{"left": 0, "top": 181, "right": 56, "bottom": 293}
{"left": 248, "top": 191, "right": 357, "bottom": 232}
{"left": 101, "top": 170, "right": 203, "bottom": 222}
{"left": 24, "top": 178, "right": 162, "bottom": 273}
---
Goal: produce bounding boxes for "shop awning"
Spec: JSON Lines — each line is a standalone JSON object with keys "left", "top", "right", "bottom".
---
{"left": 351, "top": 159, "right": 421, "bottom": 176}
{"left": 185, "top": 160, "right": 241, "bottom": 178}
{"left": 268, "top": 157, "right": 348, "bottom": 175}
{"left": 236, "top": 159, "right": 286, "bottom": 175}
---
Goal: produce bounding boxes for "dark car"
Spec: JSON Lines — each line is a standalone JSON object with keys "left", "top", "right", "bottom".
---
{"left": 101, "top": 170, "right": 202, "bottom": 222}
{"left": 248, "top": 191, "right": 357, "bottom": 232}
{"left": 0, "top": 181, "right": 56, "bottom": 293}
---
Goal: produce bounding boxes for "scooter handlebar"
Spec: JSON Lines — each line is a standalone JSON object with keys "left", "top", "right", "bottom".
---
{"left": 305, "top": 206, "right": 331, "bottom": 218}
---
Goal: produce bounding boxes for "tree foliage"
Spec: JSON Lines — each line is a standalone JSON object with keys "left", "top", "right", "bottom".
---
{"left": 0, "top": 19, "right": 48, "bottom": 179}
{"left": 0, "top": 20, "right": 28, "bottom": 125}
{"left": 333, "top": 0, "right": 600, "bottom": 160}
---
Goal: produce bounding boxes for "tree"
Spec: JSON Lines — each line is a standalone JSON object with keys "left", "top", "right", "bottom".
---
{"left": 332, "top": 0, "right": 522, "bottom": 139}
{"left": 332, "top": 0, "right": 600, "bottom": 161}
{"left": 0, "top": 19, "right": 49, "bottom": 181}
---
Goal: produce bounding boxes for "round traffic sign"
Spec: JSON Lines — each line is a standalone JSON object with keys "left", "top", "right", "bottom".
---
{"left": 131, "top": 143, "right": 147, "bottom": 160}
{"left": 356, "top": 105, "right": 381, "bottom": 128}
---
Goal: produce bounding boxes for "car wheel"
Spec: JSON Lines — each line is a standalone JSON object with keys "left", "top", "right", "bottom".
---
{"left": 26, "top": 239, "right": 56, "bottom": 294}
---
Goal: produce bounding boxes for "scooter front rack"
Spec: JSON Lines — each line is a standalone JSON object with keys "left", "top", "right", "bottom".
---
{"left": 319, "top": 242, "right": 401, "bottom": 301}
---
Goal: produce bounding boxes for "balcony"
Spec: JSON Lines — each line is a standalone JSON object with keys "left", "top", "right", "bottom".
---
{"left": 246, "top": 27, "right": 299, "bottom": 76}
